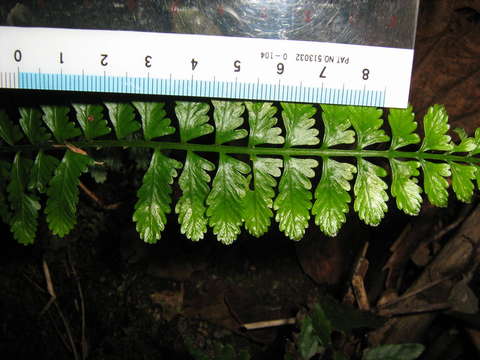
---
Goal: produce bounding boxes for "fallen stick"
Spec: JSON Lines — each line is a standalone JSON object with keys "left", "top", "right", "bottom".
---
{"left": 242, "top": 318, "right": 296, "bottom": 330}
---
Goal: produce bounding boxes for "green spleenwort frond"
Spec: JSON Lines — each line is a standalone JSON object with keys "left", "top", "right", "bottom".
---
{"left": 73, "top": 104, "right": 111, "bottom": 140}
{"left": 0, "top": 110, "right": 23, "bottom": 145}
{"left": 244, "top": 157, "right": 282, "bottom": 237}
{"left": 133, "top": 149, "right": 182, "bottom": 243}
{"left": 41, "top": 105, "right": 81, "bottom": 142}
{"left": 313, "top": 158, "right": 356, "bottom": 237}
{"left": 1, "top": 101, "right": 480, "bottom": 246}
{"left": 275, "top": 157, "right": 318, "bottom": 241}
{"left": 19, "top": 107, "right": 50, "bottom": 145}
{"left": 105, "top": 102, "right": 140, "bottom": 139}
{"left": 207, "top": 153, "right": 250, "bottom": 244}
{"left": 45, "top": 150, "right": 92, "bottom": 237}
{"left": 243, "top": 102, "right": 284, "bottom": 237}
{"left": 175, "top": 101, "right": 215, "bottom": 241}
{"left": 0, "top": 160, "right": 11, "bottom": 224}
{"left": 132, "top": 101, "right": 175, "bottom": 140}
{"left": 7, "top": 154, "right": 40, "bottom": 245}
{"left": 354, "top": 159, "right": 388, "bottom": 226}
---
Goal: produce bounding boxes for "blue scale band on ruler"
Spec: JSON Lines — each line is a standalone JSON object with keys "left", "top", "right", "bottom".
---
{"left": 19, "top": 72, "right": 385, "bottom": 107}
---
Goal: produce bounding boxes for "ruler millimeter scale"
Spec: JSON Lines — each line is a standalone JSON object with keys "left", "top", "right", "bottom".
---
{"left": 0, "top": 26, "right": 413, "bottom": 108}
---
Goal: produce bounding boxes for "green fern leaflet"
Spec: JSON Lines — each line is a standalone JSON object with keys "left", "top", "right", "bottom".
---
{"left": 1, "top": 100, "right": 479, "bottom": 245}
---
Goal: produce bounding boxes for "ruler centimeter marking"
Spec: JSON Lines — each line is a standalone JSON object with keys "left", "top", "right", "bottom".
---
{"left": 0, "top": 26, "right": 414, "bottom": 108}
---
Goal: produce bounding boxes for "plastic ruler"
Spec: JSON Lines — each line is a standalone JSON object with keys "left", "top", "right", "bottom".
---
{"left": 0, "top": 26, "right": 414, "bottom": 108}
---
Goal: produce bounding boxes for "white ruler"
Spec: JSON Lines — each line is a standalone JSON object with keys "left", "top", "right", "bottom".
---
{"left": 0, "top": 26, "right": 414, "bottom": 108}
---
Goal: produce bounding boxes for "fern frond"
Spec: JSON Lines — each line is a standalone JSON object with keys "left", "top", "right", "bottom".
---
{"left": 354, "top": 159, "right": 388, "bottom": 226}
{"left": 0, "top": 110, "right": 23, "bottom": 145}
{"left": 313, "top": 158, "right": 356, "bottom": 237}
{"left": 41, "top": 105, "right": 81, "bottom": 142}
{"left": 420, "top": 105, "right": 453, "bottom": 152}
{"left": 45, "top": 150, "right": 92, "bottom": 237}
{"left": 73, "top": 104, "right": 111, "bottom": 140}
{"left": 245, "top": 102, "right": 284, "bottom": 146}
{"left": 132, "top": 102, "right": 175, "bottom": 140}
{"left": 450, "top": 162, "right": 476, "bottom": 203}
{"left": 274, "top": 103, "right": 319, "bottom": 240}
{"left": 29, "top": 151, "right": 60, "bottom": 193}
{"left": 7, "top": 153, "right": 40, "bottom": 245}
{"left": 207, "top": 153, "right": 250, "bottom": 244}
{"left": 176, "top": 151, "right": 214, "bottom": 241}
{"left": 133, "top": 149, "right": 182, "bottom": 243}
{"left": 0, "top": 160, "right": 11, "bottom": 224}
{"left": 19, "top": 107, "right": 50, "bottom": 145}
{"left": 390, "top": 159, "right": 422, "bottom": 216}
{"left": 320, "top": 105, "right": 355, "bottom": 148}
{"left": 2, "top": 99, "right": 480, "bottom": 245}
{"left": 175, "top": 101, "right": 215, "bottom": 241}
{"left": 104, "top": 102, "right": 140, "bottom": 139}
{"left": 243, "top": 102, "right": 284, "bottom": 237}
{"left": 213, "top": 100, "right": 248, "bottom": 145}
{"left": 244, "top": 157, "right": 282, "bottom": 237}
{"left": 176, "top": 101, "right": 213, "bottom": 142}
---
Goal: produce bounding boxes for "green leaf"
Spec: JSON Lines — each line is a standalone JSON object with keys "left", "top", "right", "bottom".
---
{"left": 7, "top": 154, "right": 40, "bottom": 245}
{"left": 450, "top": 162, "right": 476, "bottom": 203}
{"left": 41, "top": 105, "right": 81, "bottom": 142}
{"left": 0, "top": 160, "right": 11, "bottom": 224}
{"left": 420, "top": 105, "right": 453, "bottom": 152}
{"left": 298, "top": 316, "right": 322, "bottom": 360}
{"left": 363, "top": 344, "right": 425, "bottom": 360}
{"left": 207, "top": 153, "right": 250, "bottom": 244}
{"left": 388, "top": 106, "right": 420, "bottom": 150}
{"left": 245, "top": 101, "right": 284, "bottom": 146}
{"left": 348, "top": 106, "right": 389, "bottom": 149}
{"left": 390, "top": 159, "right": 422, "bottom": 215}
{"left": 18, "top": 107, "right": 50, "bottom": 144}
{"left": 320, "top": 105, "right": 355, "bottom": 148}
{"left": 451, "top": 128, "right": 476, "bottom": 153}
{"left": 105, "top": 102, "right": 140, "bottom": 139}
{"left": 354, "top": 159, "right": 388, "bottom": 226}
{"left": 73, "top": 103, "right": 111, "bottom": 140}
{"left": 176, "top": 101, "right": 213, "bottom": 143}
{"left": 243, "top": 157, "right": 282, "bottom": 237}
{"left": 274, "top": 157, "right": 318, "bottom": 240}
{"left": 212, "top": 100, "right": 247, "bottom": 145}
{"left": 310, "top": 303, "right": 333, "bottom": 346}
{"left": 176, "top": 151, "right": 214, "bottom": 241}
{"left": 312, "top": 158, "right": 356, "bottom": 237}
{"left": 45, "top": 150, "right": 92, "bottom": 237}
{"left": 0, "top": 110, "right": 23, "bottom": 145}
{"left": 281, "top": 103, "right": 319, "bottom": 147}
{"left": 469, "top": 128, "right": 480, "bottom": 156}
{"left": 28, "top": 151, "right": 60, "bottom": 193}
{"left": 132, "top": 101, "right": 175, "bottom": 140}
{"left": 422, "top": 161, "right": 451, "bottom": 207}
{"left": 421, "top": 161, "right": 451, "bottom": 207}
{"left": 133, "top": 149, "right": 182, "bottom": 243}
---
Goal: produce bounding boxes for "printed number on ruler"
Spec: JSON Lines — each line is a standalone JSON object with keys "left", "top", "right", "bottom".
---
{"left": 0, "top": 26, "right": 414, "bottom": 108}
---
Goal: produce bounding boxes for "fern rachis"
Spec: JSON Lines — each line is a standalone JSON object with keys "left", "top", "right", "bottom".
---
{"left": 1, "top": 100, "right": 479, "bottom": 245}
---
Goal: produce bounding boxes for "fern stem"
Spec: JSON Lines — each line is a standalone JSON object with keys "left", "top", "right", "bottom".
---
{"left": 2, "top": 141, "right": 480, "bottom": 164}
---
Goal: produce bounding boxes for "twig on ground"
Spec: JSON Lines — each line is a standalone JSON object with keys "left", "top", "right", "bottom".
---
{"left": 242, "top": 318, "right": 296, "bottom": 330}
{"left": 39, "top": 258, "right": 80, "bottom": 360}
{"left": 345, "top": 242, "right": 370, "bottom": 311}
{"left": 68, "top": 249, "right": 88, "bottom": 360}
{"left": 377, "top": 302, "right": 451, "bottom": 317}
{"left": 79, "top": 182, "right": 121, "bottom": 209}
{"left": 376, "top": 275, "right": 452, "bottom": 309}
